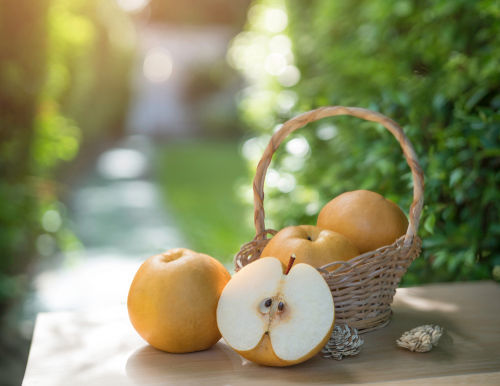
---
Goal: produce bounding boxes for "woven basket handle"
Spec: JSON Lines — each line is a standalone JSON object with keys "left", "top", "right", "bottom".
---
{"left": 252, "top": 106, "right": 424, "bottom": 246}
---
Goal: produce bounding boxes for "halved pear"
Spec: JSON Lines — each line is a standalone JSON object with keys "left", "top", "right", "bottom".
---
{"left": 216, "top": 257, "right": 335, "bottom": 366}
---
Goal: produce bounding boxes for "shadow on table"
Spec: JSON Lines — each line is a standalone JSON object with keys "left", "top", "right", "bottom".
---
{"left": 126, "top": 342, "right": 237, "bottom": 384}
{"left": 125, "top": 342, "right": 359, "bottom": 385}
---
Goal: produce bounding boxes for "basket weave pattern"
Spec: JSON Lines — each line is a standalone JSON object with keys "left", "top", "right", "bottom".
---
{"left": 234, "top": 106, "right": 424, "bottom": 334}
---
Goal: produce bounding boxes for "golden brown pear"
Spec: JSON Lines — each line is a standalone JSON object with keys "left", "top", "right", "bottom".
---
{"left": 317, "top": 190, "right": 408, "bottom": 253}
{"left": 127, "top": 248, "right": 231, "bottom": 353}
{"left": 260, "top": 225, "right": 359, "bottom": 270}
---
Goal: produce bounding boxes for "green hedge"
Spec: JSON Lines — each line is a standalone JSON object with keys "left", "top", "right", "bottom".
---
{"left": 231, "top": 0, "right": 500, "bottom": 284}
{"left": 0, "top": 0, "right": 133, "bottom": 305}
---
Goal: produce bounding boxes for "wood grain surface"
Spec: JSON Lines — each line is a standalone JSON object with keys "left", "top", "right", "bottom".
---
{"left": 23, "top": 281, "right": 500, "bottom": 385}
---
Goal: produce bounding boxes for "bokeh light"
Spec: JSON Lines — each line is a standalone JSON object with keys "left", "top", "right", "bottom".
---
{"left": 265, "top": 52, "right": 287, "bottom": 75}
{"left": 263, "top": 8, "right": 288, "bottom": 33}
{"left": 266, "top": 168, "right": 296, "bottom": 193}
{"left": 143, "top": 48, "right": 173, "bottom": 83}
{"left": 269, "top": 34, "right": 292, "bottom": 54}
{"left": 276, "top": 90, "right": 298, "bottom": 113}
{"left": 285, "top": 136, "right": 310, "bottom": 157}
{"left": 42, "top": 210, "right": 62, "bottom": 233}
{"left": 36, "top": 234, "right": 56, "bottom": 257}
{"left": 97, "top": 148, "right": 147, "bottom": 179}
{"left": 115, "top": 0, "right": 150, "bottom": 13}
{"left": 316, "top": 124, "right": 338, "bottom": 141}
{"left": 277, "top": 65, "right": 300, "bottom": 87}
{"left": 248, "top": 5, "right": 288, "bottom": 33}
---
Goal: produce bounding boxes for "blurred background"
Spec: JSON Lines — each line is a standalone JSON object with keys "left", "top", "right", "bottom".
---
{"left": 0, "top": 0, "right": 499, "bottom": 383}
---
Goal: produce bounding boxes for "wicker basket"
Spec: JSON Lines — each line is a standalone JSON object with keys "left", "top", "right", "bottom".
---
{"left": 234, "top": 106, "right": 424, "bottom": 334}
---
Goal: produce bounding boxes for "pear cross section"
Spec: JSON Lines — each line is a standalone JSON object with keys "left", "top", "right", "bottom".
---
{"left": 217, "top": 257, "right": 335, "bottom": 366}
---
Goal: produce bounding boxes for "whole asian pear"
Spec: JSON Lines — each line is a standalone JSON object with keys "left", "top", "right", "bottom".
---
{"left": 260, "top": 225, "right": 359, "bottom": 270}
{"left": 317, "top": 190, "right": 408, "bottom": 253}
{"left": 127, "top": 248, "right": 231, "bottom": 353}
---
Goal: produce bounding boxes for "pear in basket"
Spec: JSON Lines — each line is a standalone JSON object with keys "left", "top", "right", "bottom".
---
{"left": 317, "top": 190, "right": 408, "bottom": 253}
{"left": 260, "top": 225, "right": 359, "bottom": 271}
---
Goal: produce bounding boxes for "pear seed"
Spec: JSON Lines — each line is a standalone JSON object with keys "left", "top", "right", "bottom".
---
{"left": 259, "top": 298, "right": 273, "bottom": 313}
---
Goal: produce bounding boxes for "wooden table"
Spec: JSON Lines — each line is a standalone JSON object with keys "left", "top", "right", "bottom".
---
{"left": 22, "top": 281, "right": 500, "bottom": 385}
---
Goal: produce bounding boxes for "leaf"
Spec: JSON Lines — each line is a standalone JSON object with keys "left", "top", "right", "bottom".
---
{"left": 449, "top": 168, "right": 463, "bottom": 187}
{"left": 423, "top": 213, "right": 436, "bottom": 234}
{"left": 432, "top": 250, "right": 449, "bottom": 269}
{"left": 465, "top": 88, "right": 489, "bottom": 111}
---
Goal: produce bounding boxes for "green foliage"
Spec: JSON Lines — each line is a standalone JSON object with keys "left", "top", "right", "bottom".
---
{"left": 0, "top": 0, "right": 49, "bottom": 294}
{"left": 0, "top": 0, "right": 134, "bottom": 305}
{"left": 232, "top": 0, "right": 500, "bottom": 283}
{"left": 156, "top": 141, "right": 254, "bottom": 265}
{"left": 43, "top": 0, "right": 134, "bottom": 147}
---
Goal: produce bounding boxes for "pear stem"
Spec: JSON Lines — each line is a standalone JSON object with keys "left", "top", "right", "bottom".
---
{"left": 285, "top": 254, "right": 296, "bottom": 275}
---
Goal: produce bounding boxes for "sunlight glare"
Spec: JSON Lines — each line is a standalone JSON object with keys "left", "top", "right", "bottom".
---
{"left": 397, "top": 289, "right": 459, "bottom": 312}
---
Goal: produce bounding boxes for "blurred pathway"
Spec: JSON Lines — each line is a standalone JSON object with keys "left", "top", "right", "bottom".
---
{"left": 127, "top": 24, "right": 232, "bottom": 136}
{"left": 24, "top": 23, "right": 234, "bottom": 318}
{"left": 26, "top": 135, "right": 187, "bottom": 317}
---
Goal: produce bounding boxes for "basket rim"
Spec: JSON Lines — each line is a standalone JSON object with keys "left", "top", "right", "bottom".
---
{"left": 234, "top": 106, "right": 424, "bottom": 271}
{"left": 250, "top": 106, "right": 424, "bottom": 244}
{"left": 317, "top": 234, "right": 419, "bottom": 275}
